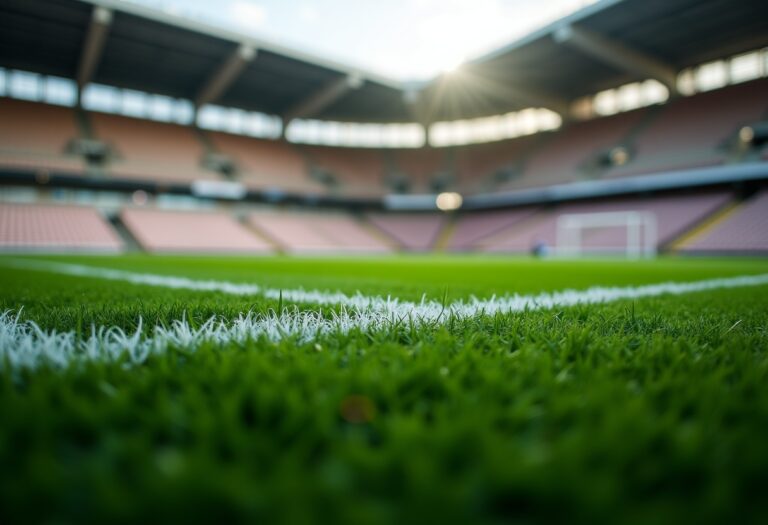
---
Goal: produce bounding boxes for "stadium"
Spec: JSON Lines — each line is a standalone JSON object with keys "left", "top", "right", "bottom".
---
{"left": 1, "top": 0, "right": 767, "bottom": 522}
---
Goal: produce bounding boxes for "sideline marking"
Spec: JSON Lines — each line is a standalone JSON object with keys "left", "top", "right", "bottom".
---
{"left": 4, "top": 258, "right": 768, "bottom": 318}
{"left": 2, "top": 259, "right": 768, "bottom": 370}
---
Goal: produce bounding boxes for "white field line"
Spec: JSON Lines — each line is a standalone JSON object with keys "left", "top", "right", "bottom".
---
{"left": 6, "top": 258, "right": 768, "bottom": 319}
{"left": 0, "top": 309, "right": 392, "bottom": 371}
{"left": 1, "top": 258, "right": 768, "bottom": 370}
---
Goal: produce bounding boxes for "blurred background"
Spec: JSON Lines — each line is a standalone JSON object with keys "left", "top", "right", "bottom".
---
{"left": 0, "top": 0, "right": 766, "bottom": 257}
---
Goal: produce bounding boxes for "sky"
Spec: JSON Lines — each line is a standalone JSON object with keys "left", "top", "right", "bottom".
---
{"left": 120, "top": 0, "right": 597, "bottom": 81}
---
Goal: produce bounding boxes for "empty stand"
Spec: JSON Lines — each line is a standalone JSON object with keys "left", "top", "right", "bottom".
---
{"left": 681, "top": 191, "right": 768, "bottom": 253}
{"left": 454, "top": 136, "right": 539, "bottom": 192}
{"left": 479, "top": 192, "right": 731, "bottom": 253}
{"left": 121, "top": 208, "right": 271, "bottom": 253}
{"left": 91, "top": 113, "right": 219, "bottom": 184}
{"left": 0, "top": 202, "right": 122, "bottom": 251}
{"left": 304, "top": 146, "right": 387, "bottom": 197}
{"left": 394, "top": 149, "right": 445, "bottom": 193}
{"left": 366, "top": 213, "right": 444, "bottom": 251}
{"left": 249, "top": 212, "right": 391, "bottom": 253}
{"left": 0, "top": 99, "right": 85, "bottom": 174}
{"left": 508, "top": 109, "right": 647, "bottom": 190}
{"left": 449, "top": 207, "right": 539, "bottom": 251}
{"left": 208, "top": 132, "right": 325, "bottom": 193}
{"left": 608, "top": 79, "right": 768, "bottom": 177}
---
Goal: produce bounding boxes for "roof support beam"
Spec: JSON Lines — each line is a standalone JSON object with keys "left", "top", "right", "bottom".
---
{"left": 77, "top": 6, "right": 113, "bottom": 91}
{"left": 554, "top": 24, "right": 679, "bottom": 95}
{"left": 402, "top": 88, "right": 433, "bottom": 147}
{"left": 402, "top": 87, "right": 431, "bottom": 125}
{"left": 195, "top": 44, "right": 256, "bottom": 108}
{"left": 282, "top": 74, "right": 364, "bottom": 125}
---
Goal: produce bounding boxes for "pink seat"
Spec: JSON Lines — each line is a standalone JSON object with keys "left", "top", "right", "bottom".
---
{"left": 0, "top": 202, "right": 122, "bottom": 251}
{"left": 92, "top": 113, "right": 220, "bottom": 184}
{"left": 121, "top": 208, "right": 272, "bottom": 253}
{"left": 0, "top": 99, "right": 85, "bottom": 174}
{"left": 682, "top": 192, "right": 768, "bottom": 253}
{"left": 606, "top": 79, "right": 768, "bottom": 177}
{"left": 449, "top": 207, "right": 538, "bottom": 250}
{"left": 455, "top": 136, "right": 538, "bottom": 192}
{"left": 367, "top": 214, "right": 445, "bottom": 251}
{"left": 509, "top": 109, "right": 646, "bottom": 190}
{"left": 305, "top": 146, "right": 387, "bottom": 197}
{"left": 209, "top": 132, "right": 325, "bottom": 193}
{"left": 250, "top": 213, "right": 392, "bottom": 253}
{"left": 394, "top": 149, "right": 445, "bottom": 193}
{"left": 634, "top": 79, "right": 768, "bottom": 158}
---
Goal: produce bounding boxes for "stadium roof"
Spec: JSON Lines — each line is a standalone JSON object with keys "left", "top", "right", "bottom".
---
{"left": 423, "top": 0, "right": 768, "bottom": 120}
{"left": 0, "top": 0, "right": 766, "bottom": 123}
{"left": 0, "top": 0, "right": 414, "bottom": 122}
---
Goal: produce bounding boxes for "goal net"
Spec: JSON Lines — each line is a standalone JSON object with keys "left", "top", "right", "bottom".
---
{"left": 555, "top": 211, "right": 658, "bottom": 258}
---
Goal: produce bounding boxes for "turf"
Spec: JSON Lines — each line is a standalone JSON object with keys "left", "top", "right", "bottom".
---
{"left": 1, "top": 254, "right": 768, "bottom": 524}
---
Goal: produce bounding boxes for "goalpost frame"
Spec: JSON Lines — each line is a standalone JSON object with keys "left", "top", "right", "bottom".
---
{"left": 555, "top": 211, "right": 658, "bottom": 258}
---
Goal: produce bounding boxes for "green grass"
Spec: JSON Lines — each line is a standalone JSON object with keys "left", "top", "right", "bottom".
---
{"left": 1, "top": 254, "right": 768, "bottom": 524}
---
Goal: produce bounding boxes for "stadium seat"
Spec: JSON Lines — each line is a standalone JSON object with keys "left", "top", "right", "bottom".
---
{"left": 454, "top": 136, "right": 539, "bottom": 192}
{"left": 366, "top": 213, "right": 445, "bottom": 251}
{"left": 207, "top": 132, "right": 326, "bottom": 193}
{"left": 607, "top": 78, "right": 768, "bottom": 177}
{"left": 507, "top": 109, "right": 648, "bottom": 190}
{"left": 680, "top": 191, "right": 768, "bottom": 253}
{"left": 249, "top": 212, "right": 392, "bottom": 253}
{"left": 120, "top": 208, "right": 272, "bottom": 253}
{"left": 0, "top": 99, "right": 86, "bottom": 175}
{"left": 91, "top": 113, "right": 221, "bottom": 184}
{"left": 0, "top": 202, "right": 122, "bottom": 251}
{"left": 449, "top": 207, "right": 539, "bottom": 251}
{"left": 304, "top": 146, "right": 388, "bottom": 197}
{"left": 393, "top": 148, "right": 446, "bottom": 193}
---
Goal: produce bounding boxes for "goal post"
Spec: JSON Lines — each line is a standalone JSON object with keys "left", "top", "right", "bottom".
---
{"left": 555, "top": 211, "right": 658, "bottom": 258}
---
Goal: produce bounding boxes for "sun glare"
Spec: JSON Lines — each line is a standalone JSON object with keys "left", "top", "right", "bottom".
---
{"left": 439, "top": 57, "right": 464, "bottom": 75}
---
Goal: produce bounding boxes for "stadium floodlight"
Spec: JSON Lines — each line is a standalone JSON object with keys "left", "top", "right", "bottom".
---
{"left": 739, "top": 126, "right": 755, "bottom": 144}
{"left": 436, "top": 192, "right": 463, "bottom": 212}
{"left": 131, "top": 190, "right": 149, "bottom": 206}
{"left": 555, "top": 211, "right": 657, "bottom": 259}
{"left": 609, "top": 146, "right": 630, "bottom": 166}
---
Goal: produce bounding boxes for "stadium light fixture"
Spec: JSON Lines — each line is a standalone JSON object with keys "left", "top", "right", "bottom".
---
{"left": 436, "top": 192, "right": 463, "bottom": 211}
{"left": 739, "top": 126, "right": 755, "bottom": 144}
{"left": 609, "top": 146, "right": 629, "bottom": 166}
{"left": 131, "top": 190, "right": 149, "bottom": 206}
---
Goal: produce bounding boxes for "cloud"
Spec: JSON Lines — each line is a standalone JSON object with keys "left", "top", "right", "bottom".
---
{"left": 228, "top": 1, "right": 267, "bottom": 30}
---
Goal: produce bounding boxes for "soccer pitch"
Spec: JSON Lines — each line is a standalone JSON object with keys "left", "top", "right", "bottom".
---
{"left": 2, "top": 255, "right": 768, "bottom": 523}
